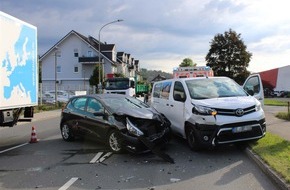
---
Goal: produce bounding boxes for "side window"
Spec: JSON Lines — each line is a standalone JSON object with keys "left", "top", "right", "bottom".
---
{"left": 153, "top": 83, "right": 162, "bottom": 98}
{"left": 244, "top": 76, "right": 260, "bottom": 95}
{"left": 73, "top": 97, "right": 87, "bottom": 111}
{"left": 161, "top": 81, "right": 171, "bottom": 99}
{"left": 173, "top": 81, "right": 186, "bottom": 102}
{"left": 87, "top": 98, "right": 103, "bottom": 113}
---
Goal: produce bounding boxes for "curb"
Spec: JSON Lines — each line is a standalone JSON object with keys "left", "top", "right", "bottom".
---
{"left": 245, "top": 147, "right": 290, "bottom": 190}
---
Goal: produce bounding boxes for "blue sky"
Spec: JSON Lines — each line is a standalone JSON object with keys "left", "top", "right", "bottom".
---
{"left": 1, "top": 0, "right": 290, "bottom": 73}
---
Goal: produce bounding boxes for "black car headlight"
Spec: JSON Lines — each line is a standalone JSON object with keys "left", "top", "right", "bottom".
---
{"left": 193, "top": 105, "right": 217, "bottom": 116}
{"left": 126, "top": 117, "right": 144, "bottom": 137}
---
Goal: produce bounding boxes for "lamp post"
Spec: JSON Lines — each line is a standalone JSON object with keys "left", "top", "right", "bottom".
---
{"left": 98, "top": 19, "right": 123, "bottom": 92}
{"left": 54, "top": 49, "right": 61, "bottom": 106}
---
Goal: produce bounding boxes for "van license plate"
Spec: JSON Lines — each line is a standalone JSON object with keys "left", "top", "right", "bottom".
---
{"left": 232, "top": 126, "right": 252, "bottom": 133}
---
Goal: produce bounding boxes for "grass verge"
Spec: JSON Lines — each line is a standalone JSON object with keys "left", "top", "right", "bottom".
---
{"left": 264, "top": 99, "right": 289, "bottom": 106}
{"left": 250, "top": 133, "right": 290, "bottom": 183}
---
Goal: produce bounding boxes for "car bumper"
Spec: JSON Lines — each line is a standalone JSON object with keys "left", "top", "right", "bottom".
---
{"left": 191, "top": 118, "right": 266, "bottom": 147}
{"left": 120, "top": 127, "right": 171, "bottom": 153}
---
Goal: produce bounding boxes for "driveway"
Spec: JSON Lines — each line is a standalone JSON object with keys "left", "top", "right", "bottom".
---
{"left": 264, "top": 105, "right": 290, "bottom": 141}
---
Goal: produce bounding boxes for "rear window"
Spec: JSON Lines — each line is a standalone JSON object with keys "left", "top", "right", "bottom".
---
{"left": 67, "top": 97, "right": 87, "bottom": 111}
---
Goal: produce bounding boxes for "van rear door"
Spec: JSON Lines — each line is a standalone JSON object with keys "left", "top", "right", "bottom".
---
{"left": 243, "top": 74, "right": 264, "bottom": 106}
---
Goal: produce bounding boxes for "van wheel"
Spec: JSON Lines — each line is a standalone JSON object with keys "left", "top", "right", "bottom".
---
{"left": 107, "top": 130, "right": 123, "bottom": 153}
{"left": 61, "top": 123, "right": 74, "bottom": 141}
{"left": 186, "top": 126, "right": 201, "bottom": 151}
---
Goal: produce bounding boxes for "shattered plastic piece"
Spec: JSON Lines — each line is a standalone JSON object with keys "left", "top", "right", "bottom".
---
{"left": 170, "top": 178, "right": 181, "bottom": 183}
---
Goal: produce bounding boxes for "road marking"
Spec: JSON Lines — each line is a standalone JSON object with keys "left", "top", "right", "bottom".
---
{"left": 0, "top": 143, "right": 28, "bottom": 154}
{"left": 89, "top": 152, "right": 113, "bottom": 163}
{"left": 89, "top": 152, "right": 103, "bottom": 163}
{"left": 59, "top": 177, "right": 78, "bottom": 190}
{"left": 98, "top": 152, "right": 112, "bottom": 163}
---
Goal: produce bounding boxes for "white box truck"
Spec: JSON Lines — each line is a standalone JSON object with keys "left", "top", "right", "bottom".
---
{"left": 0, "top": 11, "right": 38, "bottom": 127}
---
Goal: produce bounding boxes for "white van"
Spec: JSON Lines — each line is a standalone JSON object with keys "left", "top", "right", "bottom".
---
{"left": 150, "top": 74, "right": 266, "bottom": 150}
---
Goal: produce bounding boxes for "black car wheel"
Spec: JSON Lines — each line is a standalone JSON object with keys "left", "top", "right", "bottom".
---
{"left": 186, "top": 126, "right": 201, "bottom": 151}
{"left": 61, "top": 123, "right": 74, "bottom": 141}
{"left": 108, "top": 130, "right": 123, "bottom": 153}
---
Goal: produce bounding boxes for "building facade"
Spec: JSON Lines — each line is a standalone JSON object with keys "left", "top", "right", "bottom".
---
{"left": 40, "top": 30, "right": 140, "bottom": 93}
{"left": 259, "top": 65, "right": 290, "bottom": 91}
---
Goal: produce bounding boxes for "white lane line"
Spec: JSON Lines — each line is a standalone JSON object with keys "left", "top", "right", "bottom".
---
{"left": 59, "top": 177, "right": 78, "bottom": 190}
{"left": 89, "top": 152, "right": 103, "bottom": 163}
{"left": 98, "top": 152, "right": 112, "bottom": 163}
{"left": 0, "top": 143, "right": 29, "bottom": 154}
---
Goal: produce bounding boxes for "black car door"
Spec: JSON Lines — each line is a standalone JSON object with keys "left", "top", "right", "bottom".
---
{"left": 83, "top": 97, "right": 111, "bottom": 140}
{"left": 70, "top": 97, "right": 89, "bottom": 136}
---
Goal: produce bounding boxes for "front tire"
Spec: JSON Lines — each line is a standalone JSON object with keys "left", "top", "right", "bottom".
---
{"left": 61, "top": 123, "right": 74, "bottom": 141}
{"left": 107, "top": 130, "right": 123, "bottom": 153}
{"left": 186, "top": 126, "right": 201, "bottom": 151}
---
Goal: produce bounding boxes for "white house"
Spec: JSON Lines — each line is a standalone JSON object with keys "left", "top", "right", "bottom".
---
{"left": 39, "top": 30, "right": 140, "bottom": 93}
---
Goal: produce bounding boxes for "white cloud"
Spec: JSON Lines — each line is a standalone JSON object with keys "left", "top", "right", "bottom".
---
{"left": 1, "top": 0, "right": 290, "bottom": 74}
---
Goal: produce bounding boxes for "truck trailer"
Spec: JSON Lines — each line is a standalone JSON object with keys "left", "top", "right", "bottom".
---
{"left": 0, "top": 11, "right": 38, "bottom": 127}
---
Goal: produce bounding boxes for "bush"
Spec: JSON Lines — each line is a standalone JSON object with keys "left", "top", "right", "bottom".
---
{"left": 276, "top": 112, "right": 290, "bottom": 121}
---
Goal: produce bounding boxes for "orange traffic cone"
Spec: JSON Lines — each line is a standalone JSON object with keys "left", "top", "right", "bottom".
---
{"left": 30, "top": 126, "right": 38, "bottom": 143}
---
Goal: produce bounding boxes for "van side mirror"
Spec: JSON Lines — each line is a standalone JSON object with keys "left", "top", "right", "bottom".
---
{"left": 246, "top": 89, "right": 254, "bottom": 96}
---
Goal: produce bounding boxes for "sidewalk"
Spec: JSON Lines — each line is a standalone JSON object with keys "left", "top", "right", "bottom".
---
{"left": 264, "top": 105, "right": 290, "bottom": 141}
{"left": 247, "top": 105, "right": 290, "bottom": 190}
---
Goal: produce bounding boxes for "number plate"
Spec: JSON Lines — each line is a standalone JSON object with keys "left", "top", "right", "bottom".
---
{"left": 232, "top": 125, "right": 252, "bottom": 133}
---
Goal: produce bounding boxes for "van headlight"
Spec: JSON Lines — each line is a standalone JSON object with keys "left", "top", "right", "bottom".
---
{"left": 193, "top": 105, "right": 217, "bottom": 116}
{"left": 126, "top": 118, "right": 144, "bottom": 136}
{"left": 255, "top": 103, "right": 261, "bottom": 112}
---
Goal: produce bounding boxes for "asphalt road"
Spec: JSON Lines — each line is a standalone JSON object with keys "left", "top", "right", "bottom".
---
{"left": 0, "top": 109, "right": 280, "bottom": 190}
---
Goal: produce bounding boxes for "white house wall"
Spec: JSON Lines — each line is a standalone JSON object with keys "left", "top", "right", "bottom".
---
{"left": 41, "top": 33, "right": 97, "bottom": 91}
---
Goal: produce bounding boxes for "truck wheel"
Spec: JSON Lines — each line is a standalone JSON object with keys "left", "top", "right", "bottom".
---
{"left": 61, "top": 123, "right": 74, "bottom": 141}
{"left": 186, "top": 126, "right": 201, "bottom": 151}
{"left": 107, "top": 130, "right": 123, "bottom": 153}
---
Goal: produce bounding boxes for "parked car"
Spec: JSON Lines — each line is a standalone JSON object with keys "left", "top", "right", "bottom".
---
{"left": 60, "top": 94, "right": 171, "bottom": 154}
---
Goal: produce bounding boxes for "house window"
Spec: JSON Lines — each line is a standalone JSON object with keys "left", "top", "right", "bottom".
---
{"left": 87, "top": 51, "right": 93, "bottom": 57}
{"left": 57, "top": 65, "right": 61, "bottom": 73}
{"left": 74, "top": 49, "right": 79, "bottom": 57}
{"left": 74, "top": 66, "right": 79, "bottom": 73}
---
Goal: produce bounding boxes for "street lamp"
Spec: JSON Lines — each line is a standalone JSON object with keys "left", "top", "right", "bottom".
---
{"left": 98, "top": 19, "right": 123, "bottom": 92}
{"left": 54, "top": 49, "right": 61, "bottom": 106}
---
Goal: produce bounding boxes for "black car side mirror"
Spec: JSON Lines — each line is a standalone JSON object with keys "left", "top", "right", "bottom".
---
{"left": 94, "top": 112, "right": 108, "bottom": 120}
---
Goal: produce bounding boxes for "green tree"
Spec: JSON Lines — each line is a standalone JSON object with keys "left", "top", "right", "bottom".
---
{"left": 205, "top": 29, "right": 252, "bottom": 84}
{"left": 179, "top": 58, "right": 197, "bottom": 67}
{"left": 89, "top": 66, "right": 102, "bottom": 86}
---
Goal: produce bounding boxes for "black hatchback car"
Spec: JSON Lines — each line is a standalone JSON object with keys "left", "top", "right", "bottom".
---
{"left": 60, "top": 94, "right": 171, "bottom": 153}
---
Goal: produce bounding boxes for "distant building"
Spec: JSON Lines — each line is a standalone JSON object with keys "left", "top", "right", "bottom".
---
{"left": 259, "top": 65, "right": 290, "bottom": 91}
{"left": 39, "top": 30, "right": 140, "bottom": 92}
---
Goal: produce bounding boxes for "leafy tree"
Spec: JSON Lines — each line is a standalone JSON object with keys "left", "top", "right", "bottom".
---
{"left": 179, "top": 58, "right": 197, "bottom": 67}
{"left": 89, "top": 65, "right": 102, "bottom": 86}
{"left": 205, "top": 29, "right": 252, "bottom": 84}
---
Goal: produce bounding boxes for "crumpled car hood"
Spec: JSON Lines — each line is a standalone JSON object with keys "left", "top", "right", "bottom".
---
{"left": 113, "top": 106, "right": 161, "bottom": 120}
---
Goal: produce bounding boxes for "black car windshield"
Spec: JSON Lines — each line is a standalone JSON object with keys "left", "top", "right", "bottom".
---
{"left": 185, "top": 78, "right": 247, "bottom": 99}
{"left": 102, "top": 96, "right": 150, "bottom": 112}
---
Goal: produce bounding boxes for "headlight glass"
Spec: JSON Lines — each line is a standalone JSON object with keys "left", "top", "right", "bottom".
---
{"left": 255, "top": 103, "right": 261, "bottom": 111}
{"left": 194, "top": 105, "right": 217, "bottom": 116}
{"left": 126, "top": 117, "right": 144, "bottom": 136}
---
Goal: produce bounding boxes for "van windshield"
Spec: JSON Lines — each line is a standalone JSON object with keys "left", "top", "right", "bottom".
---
{"left": 185, "top": 78, "right": 247, "bottom": 99}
